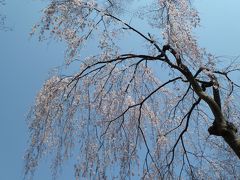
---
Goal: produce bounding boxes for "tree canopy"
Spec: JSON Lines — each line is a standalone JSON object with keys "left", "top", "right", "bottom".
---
{"left": 24, "top": 0, "right": 240, "bottom": 179}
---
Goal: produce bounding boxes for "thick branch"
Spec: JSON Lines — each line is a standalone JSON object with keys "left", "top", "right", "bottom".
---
{"left": 162, "top": 44, "right": 240, "bottom": 159}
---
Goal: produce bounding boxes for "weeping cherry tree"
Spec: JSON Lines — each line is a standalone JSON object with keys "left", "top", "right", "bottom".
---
{"left": 24, "top": 0, "right": 240, "bottom": 179}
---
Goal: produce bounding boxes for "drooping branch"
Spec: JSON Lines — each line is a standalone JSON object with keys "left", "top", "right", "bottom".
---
{"left": 167, "top": 98, "right": 201, "bottom": 167}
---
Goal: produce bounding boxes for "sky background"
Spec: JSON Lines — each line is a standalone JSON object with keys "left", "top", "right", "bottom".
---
{"left": 0, "top": 0, "right": 240, "bottom": 179}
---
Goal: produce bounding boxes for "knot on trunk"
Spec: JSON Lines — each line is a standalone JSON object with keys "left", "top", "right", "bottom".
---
{"left": 208, "top": 121, "right": 237, "bottom": 137}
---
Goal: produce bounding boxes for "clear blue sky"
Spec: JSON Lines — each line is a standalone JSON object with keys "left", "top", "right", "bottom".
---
{"left": 0, "top": 0, "right": 240, "bottom": 179}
